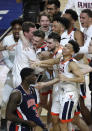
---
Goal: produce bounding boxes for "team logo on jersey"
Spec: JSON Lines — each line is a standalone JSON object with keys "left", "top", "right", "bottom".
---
{"left": 69, "top": 95, "right": 73, "bottom": 99}
{"left": 68, "top": 95, "right": 73, "bottom": 101}
{"left": 27, "top": 99, "right": 35, "bottom": 108}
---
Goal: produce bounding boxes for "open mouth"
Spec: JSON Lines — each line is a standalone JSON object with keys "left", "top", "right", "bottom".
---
{"left": 81, "top": 23, "right": 84, "bottom": 26}
{"left": 43, "top": 26, "right": 48, "bottom": 28}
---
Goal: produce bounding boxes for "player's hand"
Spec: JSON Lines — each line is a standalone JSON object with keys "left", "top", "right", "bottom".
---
{"left": 30, "top": 61, "right": 37, "bottom": 69}
{"left": 59, "top": 74, "right": 68, "bottom": 82}
{"left": 31, "top": 61, "right": 41, "bottom": 67}
{"left": 19, "top": 30, "right": 30, "bottom": 49}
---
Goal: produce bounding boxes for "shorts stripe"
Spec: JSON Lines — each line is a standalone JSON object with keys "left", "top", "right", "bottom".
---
{"left": 51, "top": 112, "right": 59, "bottom": 116}
{"left": 60, "top": 118, "right": 73, "bottom": 123}
{"left": 62, "top": 101, "right": 69, "bottom": 120}
{"left": 68, "top": 101, "right": 74, "bottom": 120}
{"left": 16, "top": 109, "right": 23, "bottom": 119}
{"left": 75, "top": 102, "right": 81, "bottom": 115}
{"left": 75, "top": 111, "right": 80, "bottom": 115}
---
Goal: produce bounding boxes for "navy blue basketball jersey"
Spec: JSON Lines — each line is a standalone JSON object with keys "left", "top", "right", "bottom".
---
{"left": 9, "top": 85, "right": 45, "bottom": 131}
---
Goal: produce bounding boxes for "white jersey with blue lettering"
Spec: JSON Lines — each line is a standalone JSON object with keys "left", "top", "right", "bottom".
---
{"left": 60, "top": 31, "right": 70, "bottom": 46}
{"left": 66, "top": 29, "right": 76, "bottom": 40}
{"left": 64, "top": 0, "right": 92, "bottom": 16}
{"left": 63, "top": 0, "right": 92, "bottom": 31}
{"left": 51, "top": 57, "right": 80, "bottom": 120}
{"left": 79, "top": 25, "right": 92, "bottom": 59}
{"left": 59, "top": 58, "right": 80, "bottom": 92}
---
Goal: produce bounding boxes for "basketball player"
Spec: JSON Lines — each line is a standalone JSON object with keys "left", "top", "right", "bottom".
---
{"left": 35, "top": 39, "right": 89, "bottom": 131}
{"left": 6, "top": 67, "right": 48, "bottom": 131}
{"left": 63, "top": 0, "right": 92, "bottom": 31}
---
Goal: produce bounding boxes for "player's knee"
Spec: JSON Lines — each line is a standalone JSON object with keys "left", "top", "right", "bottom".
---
{"left": 52, "top": 115, "right": 59, "bottom": 124}
{"left": 72, "top": 115, "right": 79, "bottom": 125}
{"left": 60, "top": 122, "right": 68, "bottom": 129}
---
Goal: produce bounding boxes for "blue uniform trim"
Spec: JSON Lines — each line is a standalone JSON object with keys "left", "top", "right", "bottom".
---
{"left": 62, "top": 101, "right": 69, "bottom": 120}
{"left": 68, "top": 101, "right": 74, "bottom": 119}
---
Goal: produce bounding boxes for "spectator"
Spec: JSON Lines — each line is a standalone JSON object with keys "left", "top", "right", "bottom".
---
{"left": 38, "top": 11, "right": 52, "bottom": 39}
{"left": 46, "top": 0, "right": 62, "bottom": 22}
{"left": 16, "top": 0, "right": 45, "bottom": 23}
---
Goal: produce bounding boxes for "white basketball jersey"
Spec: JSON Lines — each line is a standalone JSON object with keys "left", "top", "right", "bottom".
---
{"left": 60, "top": 31, "right": 70, "bottom": 46}
{"left": 64, "top": 0, "right": 92, "bottom": 16}
{"left": 83, "top": 25, "right": 92, "bottom": 60}
{"left": 53, "top": 47, "right": 63, "bottom": 77}
{"left": 59, "top": 58, "right": 79, "bottom": 91}
{"left": 64, "top": 0, "right": 92, "bottom": 31}
{"left": 60, "top": 29, "right": 76, "bottom": 46}
{"left": 59, "top": 58, "right": 76, "bottom": 78}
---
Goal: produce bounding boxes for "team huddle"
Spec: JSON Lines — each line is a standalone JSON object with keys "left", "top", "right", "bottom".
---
{"left": 0, "top": 0, "right": 92, "bottom": 131}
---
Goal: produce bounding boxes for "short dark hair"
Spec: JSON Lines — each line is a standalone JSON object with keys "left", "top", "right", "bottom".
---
{"left": 48, "top": 32, "right": 61, "bottom": 43}
{"left": 47, "top": 0, "right": 60, "bottom": 8}
{"left": 53, "top": 16, "right": 70, "bottom": 29}
{"left": 33, "top": 30, "right": 45, "bottom": 39}
{"left": 11, "top": 18, "right": 23, "bottom": 27}
{"left": 22, "top": 21, "right": 36, "bottom": 32}
{"left": 68, "top": 40, "right": 80, "bottom": 53}
{"left": 20, "top": 68, "right": 35, "bottom": 81}
{"left": 81, "top": 9, "right": 92, "bottom": 18}
{"left": 65, "top": 9, "right": 78, "bottom": 21}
